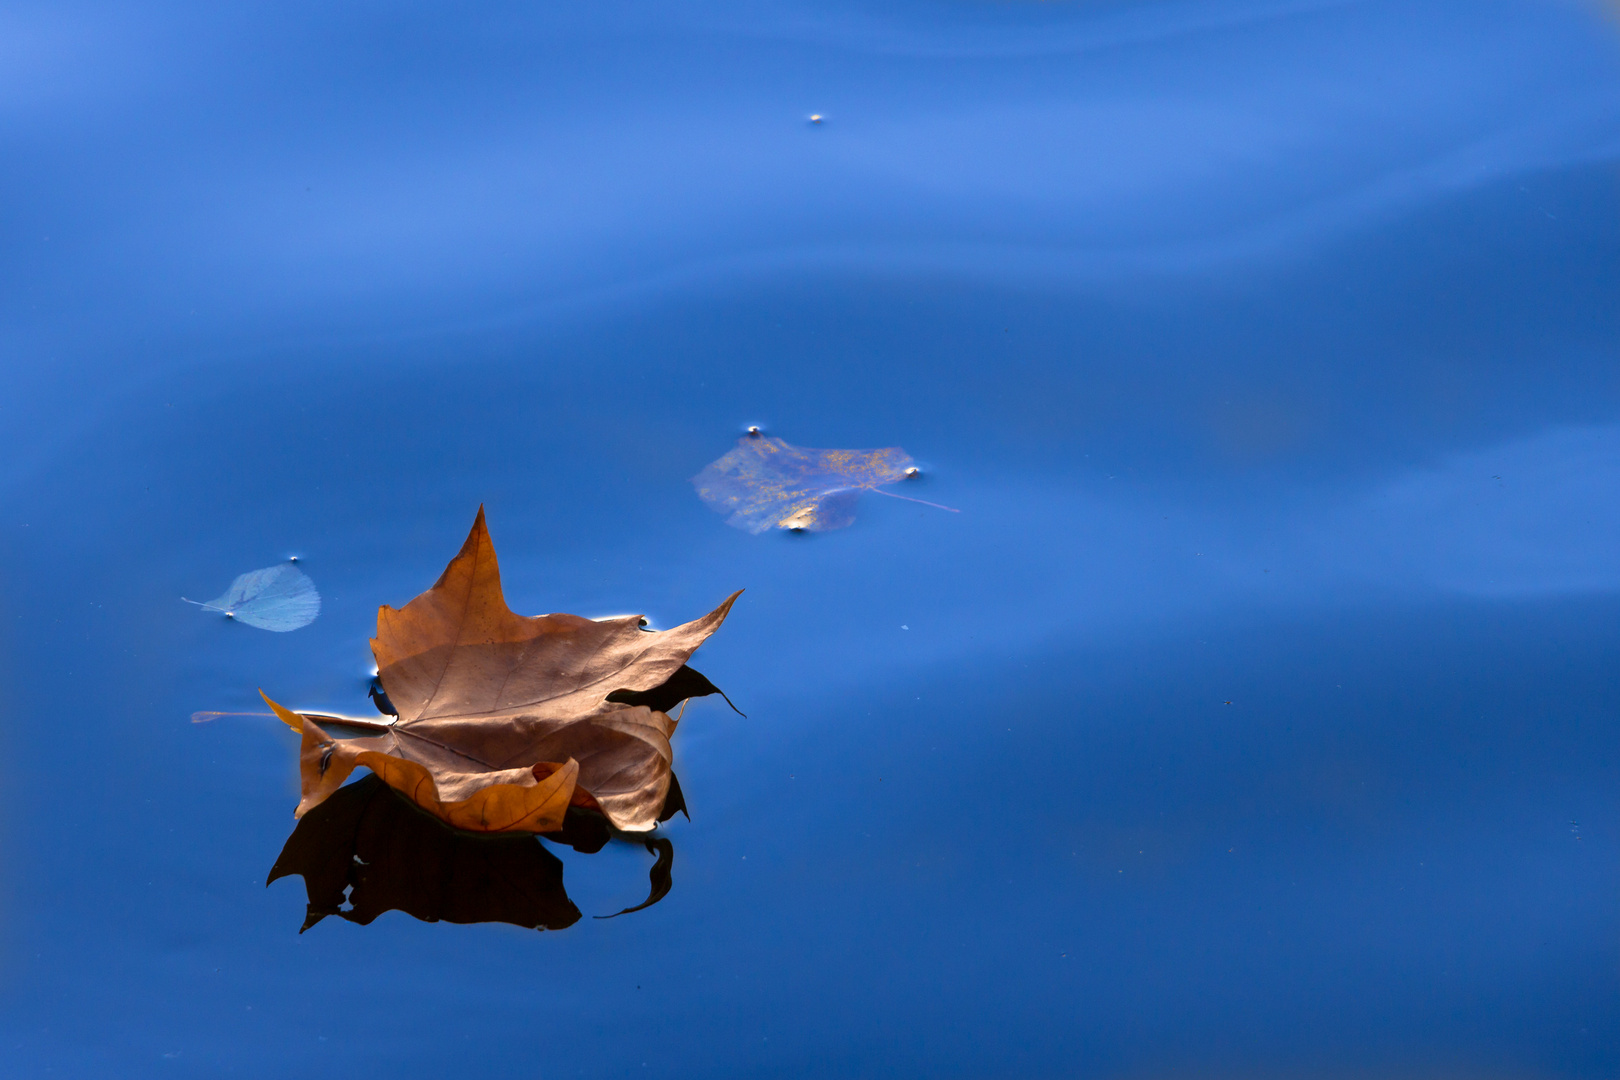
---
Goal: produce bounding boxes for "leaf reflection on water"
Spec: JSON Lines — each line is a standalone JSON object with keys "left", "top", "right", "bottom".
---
{"left": 267, "top": 774, "right": 686, "bottom": 933}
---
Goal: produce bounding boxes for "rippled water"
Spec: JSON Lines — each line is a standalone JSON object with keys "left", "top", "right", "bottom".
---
{"left": 4, "top": 1, "right": 1620, "bottom": 1076}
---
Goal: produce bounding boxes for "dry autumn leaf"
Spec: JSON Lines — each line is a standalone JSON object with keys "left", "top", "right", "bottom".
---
{"left": 262, "top": 507, "right": 740, "bottom": 834}
{"left": 692, "top": 432, "right": 957, "bottom": 533}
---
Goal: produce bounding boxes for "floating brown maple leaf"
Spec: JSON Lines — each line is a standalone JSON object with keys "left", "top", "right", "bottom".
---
{"left": 261, "top": 508, "right": 740, "bottom": 834}
{"left": 692, "top": 432, "right": 956, "bottom": 533}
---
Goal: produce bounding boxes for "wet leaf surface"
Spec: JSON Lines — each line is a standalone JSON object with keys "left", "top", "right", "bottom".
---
{"left": 693, "top": 433, "right": 950, "bottom": 533}
{"left": 183, "top": 563, "right": 319, "bottom": 631}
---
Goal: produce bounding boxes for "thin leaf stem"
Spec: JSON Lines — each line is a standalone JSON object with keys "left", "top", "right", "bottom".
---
{"left": 303, "top": 712, "right": 396, "bottom": 732}
{"left": 870, "top": 487, "right": 960, "bottom": 513}
{"left": 190, "top": 708, "right": 398, "bottom": 733}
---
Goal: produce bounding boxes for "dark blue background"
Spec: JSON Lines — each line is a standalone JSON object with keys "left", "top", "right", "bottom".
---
{"left": 3, "top": 1, "right": 1619, "bottom": 1076}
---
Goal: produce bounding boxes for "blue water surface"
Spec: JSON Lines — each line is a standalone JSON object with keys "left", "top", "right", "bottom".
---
{"left": 3, "top": 1, "right": 1620, "bottom": 1076}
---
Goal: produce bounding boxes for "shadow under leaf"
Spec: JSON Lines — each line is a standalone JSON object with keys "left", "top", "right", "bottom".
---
{"left": 597, "top": 838, "right": 674, "bottom": 919}
{"left": 265, "top": 658, "right": 714, "bottom": 932}
{"left": 268, "top": 774, "right": 689, "bottom": 932}
{"left": 267, "top": 775, "right": 582, "bottom": 933}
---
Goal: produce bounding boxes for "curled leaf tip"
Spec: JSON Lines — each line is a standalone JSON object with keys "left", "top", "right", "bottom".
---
{"left": 259, "top": 689, "right": 308, "bottom": 733}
